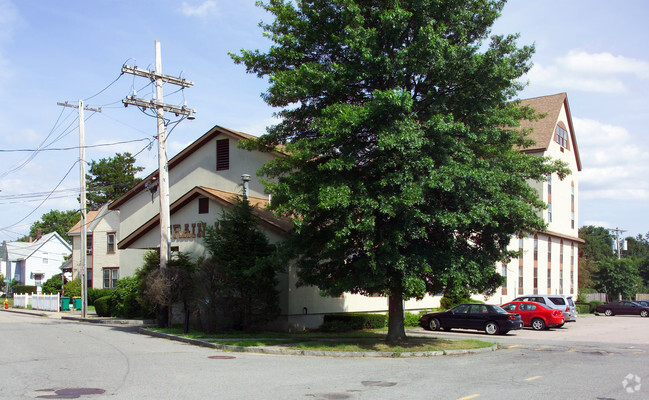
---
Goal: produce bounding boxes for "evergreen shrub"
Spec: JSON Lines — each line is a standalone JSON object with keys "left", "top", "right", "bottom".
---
{"left": 94, "top": 295, "right": 112, "bottom": 317}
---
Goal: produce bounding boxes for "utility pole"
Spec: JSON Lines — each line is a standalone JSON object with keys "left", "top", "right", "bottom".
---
{"left": 608, "top": 227, "right": 627, "bottom": 259}
{"left": 57, "top": 100, "right": 101, "bottom": 319}
{"left": 122, "top": 40, "right": 195, "bottom": 270}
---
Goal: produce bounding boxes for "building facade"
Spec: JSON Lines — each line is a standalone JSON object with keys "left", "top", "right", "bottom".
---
{"left": 3, "top": 232, "right": 72, "bottom": 288}
{"left": 67, "top": 203, "right": 121, "bottom": 289}
{"left": 490, "top": 93, "right": 583, "bottom": 304}
{"left": 109, "top": 93, "right": 581, "bottom": 329}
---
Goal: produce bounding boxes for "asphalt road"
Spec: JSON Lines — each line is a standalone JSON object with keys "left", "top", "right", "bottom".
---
{"left": 1, "top": 311, "right": 647, "bottom": 400}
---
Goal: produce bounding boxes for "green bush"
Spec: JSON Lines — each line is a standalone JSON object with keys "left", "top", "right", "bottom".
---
{"left": 111, "top": 277, "right": 141, "bottom": 318}
{"left": 94, "top": 295, "right": 112, "bottom": 317}
{"left": 589, "top": 300, "right": 604, "bottom": 313}
{"left": 41, "top": 275, "right": 63, "bottom": 295}
{"left": 14, "top": 285, "right": 38, "bottom": 295}
{"left": 440, "top": 296, "right": 482, "bottom": 310}
{"left": 320, "top": 313, "right": 387, "bottom": 332}
{"left": 63, "top": 280, "right": 81, "bottom": 297}
{"left": 88, "top": 288, "right": 114, "bottom": 306}
{"left": 404, "top": 312, "right": 421, "bottom": 328}
{"left": 576, "top": 304, "right": 590, "bottom": 314}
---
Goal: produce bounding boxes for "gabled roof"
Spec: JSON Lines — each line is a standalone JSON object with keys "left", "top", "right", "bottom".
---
{"left": 5, "top": 232, "right": 72, "bottom": 262}
{"left": 518, "top": 92, "right": 582, "bottom": 171}
{"left": 117, "top": 186, "right": 292, "bottom": 250}
{"left": 109, "top": 125, "right": 279, "bottom": 210}
{"left": 67, "top": 203, "right": 116, "bottom": 236}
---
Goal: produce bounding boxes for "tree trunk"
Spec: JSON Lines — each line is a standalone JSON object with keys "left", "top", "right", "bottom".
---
{"left": 386, "top": 292, "right": 407, "bottom": 343}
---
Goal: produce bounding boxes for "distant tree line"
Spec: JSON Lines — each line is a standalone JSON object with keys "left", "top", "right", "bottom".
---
{"left": 579, "top": 226, "right": 649, "bottom": 300}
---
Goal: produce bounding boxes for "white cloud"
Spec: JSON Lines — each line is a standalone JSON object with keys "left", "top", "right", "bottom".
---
{"left": 178, "top": 1, "right": 219, "bottom": 18}
{"left": 574, "top": 117, "right": 649, "bottom": 201}
{"left": 526, "top": 50, "right": 649, "bottom": 94}
{"left": 558, "top": 50, "right": 649, "bottom": 79}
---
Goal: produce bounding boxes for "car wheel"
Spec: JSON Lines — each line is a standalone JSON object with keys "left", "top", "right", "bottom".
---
{"left": 641, "top": 310, "right": 648, "bottom": 318}
{"left": 604, "top": 309, "right": 614, "bottom": 316}
{"left": 531, "top": 318, "right": 546, "bottom": 331}
{"left": 443, "top": 327, "right": 452, "bottom": 332}
{"left": 427, "top": 318, "right": 441, "bottom": 331}
{"left": 484, "top": 321, "right": 499, "bottom": 335}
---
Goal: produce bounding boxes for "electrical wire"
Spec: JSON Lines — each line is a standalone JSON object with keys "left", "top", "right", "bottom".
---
{"left": 82, "top": 58, "right": 135, "bottom": 102}
{"left": 0, "top": 161, "right": 80, "bottom": 232}
{"left": 0, "top": 137, "right": 153, "bottom": 152}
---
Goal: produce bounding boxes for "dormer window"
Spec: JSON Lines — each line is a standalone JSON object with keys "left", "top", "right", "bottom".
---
{"left": 555, "top": 124, "right": 569, "bottom": 149}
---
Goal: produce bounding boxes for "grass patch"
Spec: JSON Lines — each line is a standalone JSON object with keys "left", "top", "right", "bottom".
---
{"left": 146, "top": 326, "right": 493, "bottom": 353}
{"left": 288, "top": 338, "right": 491, "bottom": 352}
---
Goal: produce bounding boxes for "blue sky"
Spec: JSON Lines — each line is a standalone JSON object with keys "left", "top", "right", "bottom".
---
{"left": 0, "top": 0, "right": 647, "bottom": 242}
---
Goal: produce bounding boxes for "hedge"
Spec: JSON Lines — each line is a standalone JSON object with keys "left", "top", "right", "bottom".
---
{"left": 576, "top": 304, "right": 590, "bottom": 314}
{"left": 320, "top": 313, "right": 387, "bottom": 332}
{"left": 589, "top": 300, "right": 604, "bottom": 313}
{"left": 13, "top": 285, "right": 38, "bottom": 295}
{"left": 88, "top": 288, "right": 114, "bottom": 306}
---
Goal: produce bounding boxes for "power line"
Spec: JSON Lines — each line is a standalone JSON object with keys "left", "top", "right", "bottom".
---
{"left": 0, "top": 161, "right": 80, "bottom": 232}
{"left": 0, "top": 137, "right": 153, "bottom": 152}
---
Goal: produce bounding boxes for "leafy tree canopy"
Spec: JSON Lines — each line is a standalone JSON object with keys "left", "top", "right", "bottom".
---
{"left": 232, "top": 0, "right": 568, "bottom": 341}
{"left": 593, "top": 258, "right": 640, "bottom": 301}
{"left": 86, "top": 152, "right": 144, "bottom": 210}
{"left": 578, "top": 226, "right": 614, "bottom": 262}
{"left": 18, "top": 209, "right": 80, "bottom": 243}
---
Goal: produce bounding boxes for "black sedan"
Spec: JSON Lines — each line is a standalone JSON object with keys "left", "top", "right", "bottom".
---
{"left": 419, "top": 303, "right": 523, "bottom": 335}
{"left": 596, "top": 300, "right": 649, "bottom": 317}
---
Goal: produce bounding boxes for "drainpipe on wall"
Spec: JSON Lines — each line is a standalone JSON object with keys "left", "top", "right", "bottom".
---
{"left": 242, "top": 174, "right": 250, "bottom": 200}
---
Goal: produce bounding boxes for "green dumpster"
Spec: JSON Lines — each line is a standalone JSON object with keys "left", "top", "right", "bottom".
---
{"left": 73, "top": 297, "right": 82, "bottom": 310}
{"left": 61, "top": 296, "right": 70, "bottom": 311}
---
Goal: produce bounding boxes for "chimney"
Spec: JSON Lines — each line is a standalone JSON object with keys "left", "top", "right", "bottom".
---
{"left": 36, "top": 229, "right": 42, "bottom": 240}
{"left": 241, "top": 174, "right": 250, "bottom": 200}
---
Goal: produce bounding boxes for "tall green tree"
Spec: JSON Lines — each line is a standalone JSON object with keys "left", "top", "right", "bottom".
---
{"left": 18, "top": 209, "right": 80, "bottom": 243}
{"left": 86, "top": 152, "right": 144, "bottom": 210}
{"left": 593, "top": 258, "right": 641, "bottom": 301}
{"left": 232, "top": 0, "right": 568, "bottom": 341}
{"left": 578, "top": 226, "right": 614, "bottom": 290}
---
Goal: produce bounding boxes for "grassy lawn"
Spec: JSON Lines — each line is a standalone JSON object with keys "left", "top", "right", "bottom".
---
{"left": 147, "top": 326, "right": 493, "bottom": 353}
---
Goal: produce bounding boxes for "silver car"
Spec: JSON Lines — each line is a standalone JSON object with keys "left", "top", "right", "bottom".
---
{"left": 513, "top": 294, "right": 578, "bottom": 324}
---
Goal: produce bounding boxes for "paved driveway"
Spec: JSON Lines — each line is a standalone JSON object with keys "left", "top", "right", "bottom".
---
{"left": 411, "top": 313, "right": 649, "bottom": 347}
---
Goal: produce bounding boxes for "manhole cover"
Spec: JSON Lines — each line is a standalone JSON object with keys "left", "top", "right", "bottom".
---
{"left": 36, "top": 388, "right": 105, "bottom": 398}
{"left": 361, "top": 381, "right": 397, "bottom": 387}
{"left": 208, "top": 355, "right": 236, "bottom": 359}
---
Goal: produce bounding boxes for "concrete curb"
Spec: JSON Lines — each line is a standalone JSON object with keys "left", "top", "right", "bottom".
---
{"left": 138, "top": 327, "right": 498, "bottom": 358}
{"left": 2, "top": 307, "right": 153, "bottom": 326}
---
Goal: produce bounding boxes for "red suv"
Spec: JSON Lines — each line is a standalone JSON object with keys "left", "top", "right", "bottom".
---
{"left": 501, "top": 301, "right": 565, "bottom": 330}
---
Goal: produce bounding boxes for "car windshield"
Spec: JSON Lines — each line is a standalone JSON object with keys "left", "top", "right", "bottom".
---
{"left": 491, "top": 305, "right": 508, "bottom": 314}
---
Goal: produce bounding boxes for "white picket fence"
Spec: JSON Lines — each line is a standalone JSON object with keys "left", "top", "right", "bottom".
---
{"left": 13, "top": 293, "right": 60, "bottom": 312}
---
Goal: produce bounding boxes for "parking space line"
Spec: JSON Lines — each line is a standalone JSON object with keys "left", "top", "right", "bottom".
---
{"left": 525, "top": 376, "right": 542, "bottom": 381}
{"left": 457, "top": 395, "right": 480, "bottom": 400}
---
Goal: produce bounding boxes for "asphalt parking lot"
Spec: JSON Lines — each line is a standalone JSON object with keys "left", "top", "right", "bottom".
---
{"left": 412, "top": 313, "right": 649, "bottom": 346}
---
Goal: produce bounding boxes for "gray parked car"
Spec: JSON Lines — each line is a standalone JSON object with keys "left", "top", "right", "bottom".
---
{"left": 513, "top": 294, "right": 577, "bottom": 324}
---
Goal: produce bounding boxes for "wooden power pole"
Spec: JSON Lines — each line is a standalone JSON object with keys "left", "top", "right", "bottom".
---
{"left": 122, "top": 40, "right": 195, "bottom": 270}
